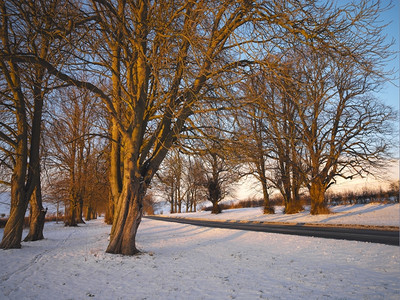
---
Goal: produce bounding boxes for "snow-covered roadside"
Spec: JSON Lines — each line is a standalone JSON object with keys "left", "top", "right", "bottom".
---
{"left": 162, "top": 203, "right": 400, "bottom": 228}
{"left": 1, "top": 217, "right": 399, "bottom": 300}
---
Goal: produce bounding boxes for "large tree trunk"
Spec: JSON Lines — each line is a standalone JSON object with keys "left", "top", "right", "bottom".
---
{"left": 282, "top": 169, "right": 303, "bottom": 214}
{"left": 309, "top": 177, "right": 330, "bottom": 215}
{"left": 107, "top": 129, "right": 122, "bottom": 223}
{"left": 170, "top": 198, "right": 174, "bottom": 214}
{"left": 174, "top": 195, "right": 177, "bottom": 214}
{"left": 0, "top": 181, "right": 29, "bottom": 249}
{"left": 105, "top": 194, "right": 114, "bottom": 224}
{"left": 285, "top": 175, "right": 303, "bottom": 214}
{"left": 208, "top": 177, "right": 222, "bottom": 214}
{"left": 76, "top": 196, "right": 85, "bottom": 224}
{"left": 107, "top": 46, "right": 123, "bottom": 225}
{"left": 261, "top": 177, "right": 274, "bottom": 214}
{"left": 1, "top": 153, "right": 28, "bottom": 248}
{"left": 86, "top": 205, "right": 93, "bottom": 221}
{"left": 24, "top": 77, "right": 46, "bottom": 241}
{"left": 24, "top": 186, "right": 47, "bottom": 242}
{"left": 0, "top": 90, "right": 29, "bottom": 249}
{"left": 106, "top": 180, "right": 144, "bottom": 255}
{"left": 211, "top": 200, "right": 221, "bottom": 214}
{"left": 106, "top": 142, "right": 145, "bottom": 255}
{"left": 280, "top": 160, "right": 295, "bottom": 214}
{"left": 285, "top": 198, "right": 302, "bottom": 214}
{"left": 65, "top": 197, "right": 78, "bottom": 227}
{"left": 177, "top": 199, "right": 182, "bottom": 213}
{"left": 193, "top": 190, "right": 197, "bottom": 212}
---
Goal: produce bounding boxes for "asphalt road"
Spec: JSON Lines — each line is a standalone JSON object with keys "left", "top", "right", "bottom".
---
{"left": 145, "top": 216, "right": 399, "bottom": 246}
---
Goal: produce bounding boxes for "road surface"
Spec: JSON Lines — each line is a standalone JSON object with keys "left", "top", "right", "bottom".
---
{"left": 145, "top": 216, "right": 399, "bottom": 246}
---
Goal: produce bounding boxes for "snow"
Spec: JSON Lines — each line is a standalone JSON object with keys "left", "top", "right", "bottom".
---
{"left": 1, "top": 205, "right": 399, "bottom": 300}
{"left": 0, "top": 193, "right": 10, "bottom": 217}
{"left": 0, "top": 192, "right": 61, "bottom": 218}
{"left": 163, "top": 203, "right": 400, "bottom": 227}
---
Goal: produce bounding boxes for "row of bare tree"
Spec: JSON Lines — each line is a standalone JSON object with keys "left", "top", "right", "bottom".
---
{"left": 156, "top": 135, "right": 240, "bottom": 215}
{"left": 45, "top": 88, "right": 109, "bottom": 225}
{"left": 0, "top": 0, "right": 396, "bottom": 255}
{"left": 233, "top": 46, "right": 396, "bottom": 214}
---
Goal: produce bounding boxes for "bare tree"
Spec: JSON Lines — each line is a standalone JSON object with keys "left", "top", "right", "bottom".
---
{"left": 191, "top": 129, "right": 240, "bottom": 214}
{"left": 46, "top": 87, "right": 103, "bottom": 225}
{"left": 83, "top": 150, "right": 109, "bottom": 221}
{"left": 185, "top": 156, "right": 206, "bottom": 212}
{"left": 235, "top": 77, "right": 276, "bottom": 214}
{"left": 0, "top": 0, "right": 73, "bottom": 248}
{"left": 156, "top": 150, "right": 185, "bottom": 214}
{"left": 292, "top": 47, "right": 395, "bottom": 214}
{"left": 156, "top": 151, "right": 206, "bottom": 213}
{"left": 2, "top": 0, "right": 394, "bottom": 253}
{"left": 236, "top": 0, "right": 396, "bottom": 215}
{"left": 64, "top": 0, "right": 272, "bottom": 254}
{"left": 262, "top": 64, "right": 305, "bottom": 214}
{"left": 235, "top": 65, "right": 306, "bottom": 214}
{"left": 83, "top": 0, "right": 394, "bottom": 251}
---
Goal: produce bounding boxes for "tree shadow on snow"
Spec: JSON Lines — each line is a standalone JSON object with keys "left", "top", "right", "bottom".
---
{"left": 320, "top": 203, "right": 396, "bottom": 223}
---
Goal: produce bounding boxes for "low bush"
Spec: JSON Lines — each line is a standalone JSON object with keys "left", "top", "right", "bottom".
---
{"left": 45, "top": 215, "right": 65, "bottom": 222}
{"left": 202, "top": 203, "right": 231, "bottom": 211}
{"left": 326, "top": 186, "right": 399, "bottom": 205}
{"left": 201, "top": 184, "right": 398, "bottom": 213}
{"left": 0, "top": 214, "right": 66, "bottom": 228}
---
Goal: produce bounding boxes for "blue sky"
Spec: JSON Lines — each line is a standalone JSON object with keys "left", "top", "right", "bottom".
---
{"left": 380, "top": 0, "right": 399, "bottom": 160}
{"left": 332, "top": 0, "right": 399, "bottom": 111}
{"left": 380, "top": 0, "right": 399, "bottom": 111}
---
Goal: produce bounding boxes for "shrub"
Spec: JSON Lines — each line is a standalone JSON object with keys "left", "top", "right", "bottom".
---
{"left": 325, "top": 185, "right": 399, "bottom": 205}
{"left": 201, "top": 184, "right": 398, "bottom": 213}
{"left": 0, "top": 214, "right": 66, "bottom": 228}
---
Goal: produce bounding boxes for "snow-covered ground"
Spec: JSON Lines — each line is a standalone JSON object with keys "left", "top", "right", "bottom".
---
{"left": 162, "top": 203, "right": 400, "bottom": 227}
{"left": 0, "top": 219, "right": 400, "bottom": 299}
{"left": 1, "top": 204, "right": 399, "bottom": 300}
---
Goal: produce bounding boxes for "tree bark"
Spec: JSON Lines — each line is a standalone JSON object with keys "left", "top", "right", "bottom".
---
{"left": 65, "top": 197, "right": 78, "bottom": 227}
{"left": 0, "top": 62, "right": 29, "bottom": 249}
{"left": 0, "top": 181, "right": 28, "bottom": 249}
{"left": 211, "top": 200, "right": 221, "bottom": 214}
{"left": 285, "top": 172, "right": 303, "bottom": 214}
{"left": 107, "top": 120, "right": 122, "bottom": 224}
{"left": 106, "top": 180, "right": 144, "bottom": 255}
{"left": 24, "top": 187, "right": 47, "bottom": 241}
{"left": 24, "top": 84, "right": 46, "bottom": 241}
{"left": 261, "top": 178, "right": 274, "bottom": 214}
{"left": 105, "top": 194, "right": 114, "bottom": 224}
{"left": 208, "top": 177, "right": 222, "bottom": 214}
{"left": 76, "top": 196, "right": 85, "bottom": 224}
{"left": 0, "top": 147, "right": 28, "bottom": 248}
{"left": 86, "top": 205, "right": 94, "bottom": 221}
{"left": 309, "top": 177, "right": 330, "bottom": 215}
{"left": 106, "top": 142, "right": 145, "bottom": 255}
